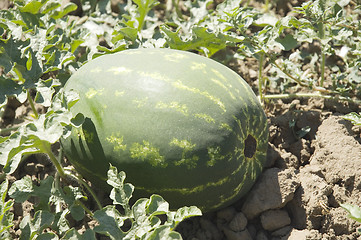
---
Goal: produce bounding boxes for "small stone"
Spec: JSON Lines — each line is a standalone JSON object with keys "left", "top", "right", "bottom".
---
{"left": 15, "top": 229, "right": 22, "bottom": 237}
{"left": 287, "top": 229, "right": 322, "bottom": 240}
{"left": 199, "top": 218, "right": 223, "bottom": 240}
{"left": 247, "top": 224, "right": 257, "bottom": 239}
{"left": 15, "top": 104, "right": 29, "bottom": 120}
{"left": 271, "top": 225, "right": 292, "bottom": 237}
{"left": 325, "top": 207, "right": 354, "bottom": 235}
{"left": 228, "top": 212, "right": 247, "bottom": 232}
{"left": 255, "top": 230, "right": 269, "bottom": 240}
{"left": 217, "top": 206, "right": 236, "bottom": 222}
{"left": 21, "top": 201, "right": 34, "bottom": 217}
{"left": 223, "top": 228, "right": 253, "bottom": 240}
{"left": 241, "top": 168, "right": 300, "bottom": 219}
{"left": 265, "top": 143, "right": 280, "bottom": 168}
{"left": 260, "top": 209, "right": 291, "bottom": 231}
{"left": 249, "top": 69, "right": 257, "bottom": 79}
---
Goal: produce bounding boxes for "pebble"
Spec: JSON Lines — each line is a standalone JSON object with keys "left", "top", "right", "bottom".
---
{"left": 241, "top": 168, "right": 300, "bottom": 219}
{"left": 271, "top": 225, "right": 293, "bottom": 238}
{"left": 260, "top": 209, "right": 291, "bottom": 231}
{"left": 246, "top": 224, "right": 257, "bottom": 239}
{"left": 255, "top": 230, "right": 269, "bottom": 240}
{"left": 217, "top": 206, "right": 236, "bottom": 222}
{"left": 223, "top": 227, "right": 252, "bottom": 240}
{"left": 286, "top": 229, "right": 315, "bottom": 240}
{"left": 199, "top": 218, "right": 223, "bottom": 240}
{"left": 228, "top": 212, "right": 247, "bottom": 232}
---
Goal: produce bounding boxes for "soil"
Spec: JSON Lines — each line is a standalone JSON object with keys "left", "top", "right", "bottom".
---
{"left": 1, "top": 0, "right": 361, "bottom": 240}
{"left": 175, "top": 99, "right": 361, "bottom": 240}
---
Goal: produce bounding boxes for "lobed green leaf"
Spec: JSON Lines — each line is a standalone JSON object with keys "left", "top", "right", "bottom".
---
{"left": 142, "top": 225, "right": 183, "bottom": 240}
{"left": 93, "top": 206, "right": 127, "bottom": 240}
{"left": 341, "top": 203, "right": 361, "bottom": 223}
{"left": 107, "top": 165, "right": 134, "bottom": 209}
{"left": 0, "top": 180, "right": 14, "bottom": 238}
{"left": 62, "top": 228, "right": 97, "bottom": 240}
{"left": 343, "top": 112, "right": 361, "bottom": 126}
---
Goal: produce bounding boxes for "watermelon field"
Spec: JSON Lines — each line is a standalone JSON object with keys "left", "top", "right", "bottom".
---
{"left": 1, "top": 0, "right": 361, "bottom": 239}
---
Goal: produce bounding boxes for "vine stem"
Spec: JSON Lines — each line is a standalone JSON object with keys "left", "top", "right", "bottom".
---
{"left": 317, "top": 20, "right": 326, "bottom": 87}
{"left": 320, "top": 51, "right": 326, "bottom": 87}
{"left": 264, "top": 0, "right": 269, "bottom": 12}
{"left": 137, "top": 0, "right": 152, "bottom": 32}
{"left": 42, "top": 141, "right": 66, "bottom": 179}
{"left": 0, "top": 126, "right": 20, "bottom": 135}
{"left": 167, "top": 0, "right": 182, "bottom": 19}
{"left": 258, "top": 52, "right": 265, "bottom": 102}
{"left": 64, "top": 169, "right": 103, "bottom": 210}
{"left": 27, "top": 90, "right": 39, "bottom": 119}
{"left": 54, "top": 173, "right": 63, "bottom": 213}
{"left": 42, "top": 142, "right": 103, "bottom": 210}
{"left": 264, "top": 92, "right": 361, "bottom": 105}
{"left": 267, "top": 54, "right": 310, "bottom": 88}
{"left": 76, "top": 199, "right": 94, "bottom": 217}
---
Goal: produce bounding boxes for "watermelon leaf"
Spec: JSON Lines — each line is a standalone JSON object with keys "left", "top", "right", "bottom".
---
{"left": 341, "top": 203, "right": 361, "bottom": 223}
{"left": 93, "top": 206, "right": 127, "bottom": 239}
{"left": 107, "top": 165, "right": 134, "bottom": 211}
{"left": 0, "top": 180, "right": 14, "bottom": 238}
{"left": 169, "top": 206, "right": 203, "bottom": 228}
{"left": 343, "top": 112, "right": 361, "bottom": 126}
{"left": 92, "top": 165, "right": 202, "bottom": 239}
{"left": 19, "top": 210, "right": 55, "bottom": 239}
{"left": 147, "top": 195, "right": 170, "bottom": 217}
{"left": 62, "top": 228, "right": 97, "bottom": 240}
{"left": 0, "top": 89, "right": 81, "bottom": 174}
{"left": 141, "top": 225, "right": 183, "bottom": 240}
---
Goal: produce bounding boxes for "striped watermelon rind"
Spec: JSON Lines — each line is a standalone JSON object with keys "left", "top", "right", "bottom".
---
{"left": 61, "top": 48, "right": 268, "bottom": 212}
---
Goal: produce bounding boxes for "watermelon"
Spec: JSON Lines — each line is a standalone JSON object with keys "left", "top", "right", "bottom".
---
{"left": 61, "top": 48, "right": 268, "bottom": 212}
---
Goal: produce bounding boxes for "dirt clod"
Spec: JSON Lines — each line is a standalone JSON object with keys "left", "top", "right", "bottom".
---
{"left": 241, "top": 168, "right": 300, "bottom": 219}
{"left": 260, "top": 209, "right": 291, "bottom": 231}
{"left": 228, "top": 212, "right": 248, "bottom": 232}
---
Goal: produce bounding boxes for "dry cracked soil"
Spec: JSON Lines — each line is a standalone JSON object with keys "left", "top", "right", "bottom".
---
{"left": 175, "top": 98, "right": 361, "bottom": 240}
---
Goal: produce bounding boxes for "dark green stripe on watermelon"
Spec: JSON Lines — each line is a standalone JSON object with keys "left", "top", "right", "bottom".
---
{"left": 61, "top": 48, "right": 268, "bottom": 212}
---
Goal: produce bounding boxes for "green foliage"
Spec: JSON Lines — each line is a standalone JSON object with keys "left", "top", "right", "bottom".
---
{"left": 341, "top": 203, "right": 361, "bottom": 234}
{"left": 343, "top": 112, "right": 361, "bottom": 126}
{"left": 0, "top": 180, "right": 14, "bottom": 239}
{"left": 0, "top": 0, "right": 85, "bottom": 107}
{"left": 0, "top": 89, "right": 83, "bottom": 175}
{"left": 93, "top": 166, "right": 201, "bottom": 240}
{"left": 1, "top": 1, "right": 204, "bottom": 238}
{"left": 341, "top": 203, "right": 361, "bottom": 223}
{"left": 1, "top": 0, "right": 360, "bottom": 104}
{"left": 4, "top": 165, "right": 201, "bottom": 239}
